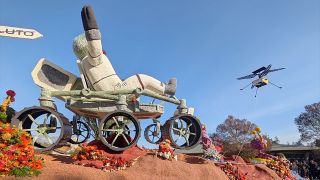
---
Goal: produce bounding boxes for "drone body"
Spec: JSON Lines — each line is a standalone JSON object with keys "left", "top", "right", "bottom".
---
{"left": 252, "top": 77, "right": 269, "bottom": 89}
{"left": 237, "top": 64, "right": 285, "bottom": 97}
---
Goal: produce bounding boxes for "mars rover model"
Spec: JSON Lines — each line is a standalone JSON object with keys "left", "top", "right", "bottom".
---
{"left": 11, "top": 6, "right": 202, "bottom": 152}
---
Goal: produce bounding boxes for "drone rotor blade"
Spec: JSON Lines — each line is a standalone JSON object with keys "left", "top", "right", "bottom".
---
{"left": 268, "top": 68, "right": 285, "bottom": 73}
{"left": 237, "top": 74, "right": 257, "bottom": 80}
{"left": 252, "top": 66, "right": 266, "bottom": 74}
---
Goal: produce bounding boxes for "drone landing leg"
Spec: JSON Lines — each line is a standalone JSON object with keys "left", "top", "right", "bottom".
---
{"left": 240, "top": 82, "right": 252, "bottom": 90}
{"left": 255, "top": 88, "right": 259, "bottom": 97}
{"left": 269, "top": 81, "right": 282, "bottom": 89}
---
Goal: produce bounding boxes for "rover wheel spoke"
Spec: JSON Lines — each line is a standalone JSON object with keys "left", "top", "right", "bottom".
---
{"left": 44, "top": 133, "right": 53, "bottom": 144}
{"left": 183, "top": 135, "right": 189, "bottom": 146}
{"left": 43, "top": 114, "right": 49, "bottom": 127}
{"left": 175, "top": 134, "right": 182, "bottom": 143}
{"left": 172, "top": 128, "right": 180, "bottom": 132}
{"left": 121, "top": 134, "right": 130, "bottom": 145}
{"left": 32, "top": 135, "right": 39, "bottom": 145}
{"left": 23, "top": 128, "right": 38, "bottom": 132}
{"left": 28, "top": 114, "right": 39, "bottom": 126}
{"left": 111, "top": 133, "right": 120, "bottom": 146}
{"left": 112, "top": 117, "right": 119, "bottom": 127}
{"left": 102, "top": 129, "right": 119, "bottom": 132}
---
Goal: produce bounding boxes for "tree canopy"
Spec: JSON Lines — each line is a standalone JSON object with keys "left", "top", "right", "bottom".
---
{"left": 215, "top": 115, "right": 257, "bottom": 144}
{"left": 211, "top": 115, "right": 260, "bottom": 158}
{"left": 295, "top": 102, "right": 320, "bottom": 143}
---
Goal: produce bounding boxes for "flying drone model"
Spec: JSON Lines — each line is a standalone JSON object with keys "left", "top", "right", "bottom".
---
{"left": 237, "top": 64, "right": 285, "bottom": 97}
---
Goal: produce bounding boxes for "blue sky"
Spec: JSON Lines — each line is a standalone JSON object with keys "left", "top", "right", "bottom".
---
{"left": 0, "top": 0, "right": 319, "bottom": 147}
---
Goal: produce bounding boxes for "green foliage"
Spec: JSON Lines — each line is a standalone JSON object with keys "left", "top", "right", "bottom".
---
{"left": 0, "top": 111, "right": 7, "bottom": 122}
{"left": 5, "top": 107, "right": 16, "bottom": 123}
{"left": 215, "top": 115, "right": 257, "bottom": 144}
{"left": 222, "top": 143, "right": 259, "bottom": 159}
{"left": 212, "top": 115, "right": 269, "bottom": 159}
{"left": 0, "top": 106, "right": 15, "bottom": 123}
{"left": 294, "top": 102, "right": 320, "bottom": 142}
{"left": 272, "top": 136, "right": 280, "bottom": 144}
{"left": 10, "top": 166, "right": 42, "bottom": 177}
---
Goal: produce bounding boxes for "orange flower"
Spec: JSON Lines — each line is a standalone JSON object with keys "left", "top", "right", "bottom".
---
{"left": 80, "top": 154, "right": 87, "bottom": 160}
{"left": 0, "top": 143, "right": 6, "bottom": 148}
{"left": 254, "top": 127, "right": 261, "bottom": 133}
{"left": 13, "top": 161, "right": 20, "bottom": 167}
{"left": 31, "top": 160, "right": 43, "bottom": 170}
{"left": 20, "top": 134, "right": 31, "bottom": 146}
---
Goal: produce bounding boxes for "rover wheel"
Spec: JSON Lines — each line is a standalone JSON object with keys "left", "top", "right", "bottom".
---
{"left": 106, "top": 123, "right": 130, "bottom": 137}
{"left": 99, "top": 111, "right": 141, "bottom": 151}
{"left": 70, "top": 120, "right": 90, "bottom": 144}
{"left": 144, "top": 124, "right": 161, "bottom": 144}
{"left": 162, "top": 114, "right": 202, "bottom": 150}
{"left": 11, "top": 106, "right": 72, "bottom": 152}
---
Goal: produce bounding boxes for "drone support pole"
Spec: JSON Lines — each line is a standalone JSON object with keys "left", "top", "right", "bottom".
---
{"left": 254, "top": 88, "right": 259, "bottom": 97}
{"left": 240, "top": 82, "right": 252, "bottom": 90}
{"left": 269, "top": 81, "right": 282, "bottom": 89}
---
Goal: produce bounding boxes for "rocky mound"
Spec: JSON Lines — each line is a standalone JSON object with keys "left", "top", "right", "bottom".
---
{"left": 2, "top": 153, "right": 284, "bottom": 180}
{"left": 226, "top": 156, "right": 281, "bottom": 180}
{"left": 2, "top": 153, "right": 229, "bottom": 180}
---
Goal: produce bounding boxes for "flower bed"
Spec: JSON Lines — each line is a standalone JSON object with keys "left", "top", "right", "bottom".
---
{"left": 0, "top": 122, "right": 44, "bottom": 177}
{"left": 216, "top": 162, "right": 246, "bottom": 180}
{"left": 264, "top": 157, "right": 293, "bottom": 179}
{"left": 71, "top": 140, "right": 146, "bottom": 171}
{"left": 250, "top": 155, "right": 294, "bottom": 179}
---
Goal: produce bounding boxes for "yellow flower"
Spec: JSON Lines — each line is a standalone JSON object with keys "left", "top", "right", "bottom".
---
{"left": 1, "top": 132, "right": 12, "bottom": 141}
{"left": 255, "top": 127, "right": 261, "bottom": 133}
{"left": 251, "top": 130, "right": 257, "bottom": 135}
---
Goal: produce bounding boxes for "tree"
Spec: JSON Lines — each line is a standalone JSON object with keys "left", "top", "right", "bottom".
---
{"left": 272, "top": 136, "right": 280, "bottom": 144}
{"left": 215, "top": 115, "right": 257, "bottom": 144}
{"left": 295, "top": 102, "right": 320, "bottom": 143}
{"left": 315, "top": 139, "right": 320, "bottom": 147}
{"left": 211, "top": 115, "right": 259, "bottom": 158}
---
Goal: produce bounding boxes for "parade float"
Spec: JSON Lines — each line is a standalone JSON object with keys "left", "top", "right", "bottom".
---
{"left": 0, "top": 5, "right": 299, "bottom": 180}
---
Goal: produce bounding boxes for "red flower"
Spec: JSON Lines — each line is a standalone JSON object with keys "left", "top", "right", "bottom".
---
{"left": 18, "top": 155, "right": 28, "bottom": 163}
{"left": 0, "top": 160, "right": 6, "bottom": 169}
{"left": 6, "top": 90, "right": 16, "bottom": 97}
{"left": 1, "top": 127, "right": 13, "bottom": 133}
{"left": 5, "top": 151, "right": 14, "bottom": 161}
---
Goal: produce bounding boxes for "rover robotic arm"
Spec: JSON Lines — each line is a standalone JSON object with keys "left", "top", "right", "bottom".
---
{"left": 74, "top": 6, "right": 176, "bottom": 96}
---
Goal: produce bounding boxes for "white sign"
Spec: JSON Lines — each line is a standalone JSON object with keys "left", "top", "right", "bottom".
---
{"left": 0, "top": 25, "right": 43, "bottom": 39}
